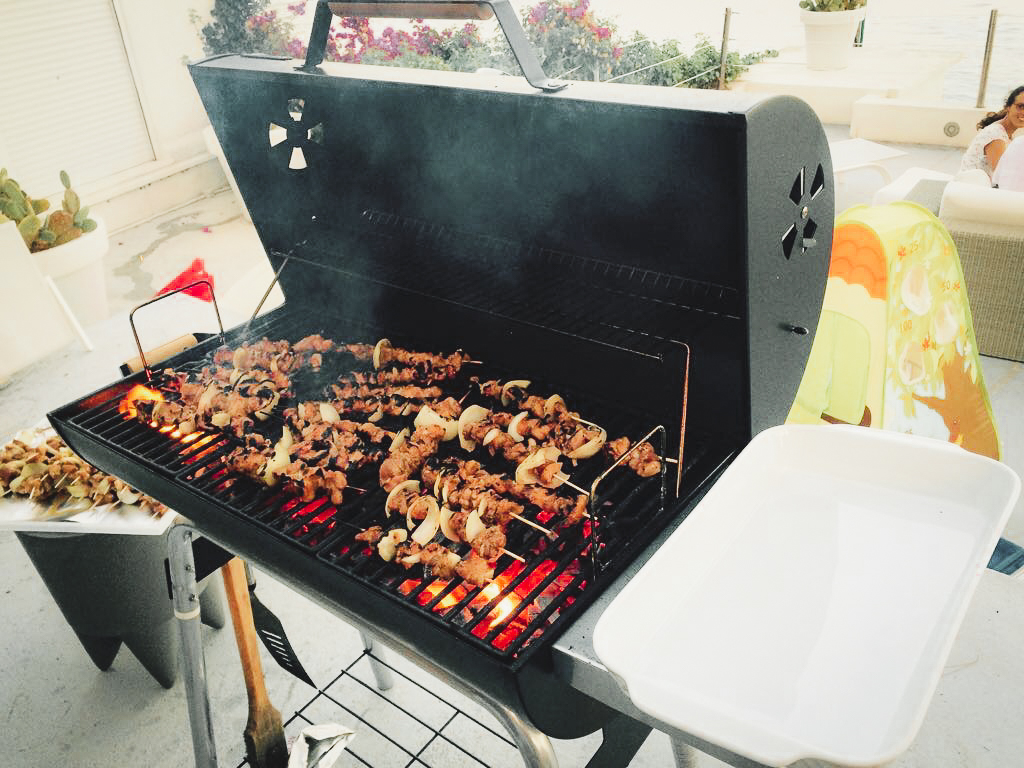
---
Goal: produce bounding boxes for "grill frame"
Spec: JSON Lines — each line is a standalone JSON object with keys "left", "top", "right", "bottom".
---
{"left": 50, "top": 305, "right": 735, "bottom": 675}
{"left": 49, "top": 52, "right": 831, "bottom": 742}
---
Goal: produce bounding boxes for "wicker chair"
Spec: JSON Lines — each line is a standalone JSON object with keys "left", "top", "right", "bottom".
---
{"left": 939, "top": 172, "right": 1024, "bottom": 362}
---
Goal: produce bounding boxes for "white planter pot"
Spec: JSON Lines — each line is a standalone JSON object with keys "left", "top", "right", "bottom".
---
{"left": 801, "top": 8, "right": 865, "bottom": 71}
{"left": 0, "top": 221, "right": 76, "bottom": 381}
{"left": 33, "top": 215, "right": 110, "bottom": 328}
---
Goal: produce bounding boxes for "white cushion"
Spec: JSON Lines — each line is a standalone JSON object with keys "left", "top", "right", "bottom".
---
{"left": 952, "top": 168, "right": 991, "bottom": 186}
{"left": 871, "top": 166, "right": 953, "bottom": 206}
{"left": 939, "top": 179, "right": 1024, "bottom": 234}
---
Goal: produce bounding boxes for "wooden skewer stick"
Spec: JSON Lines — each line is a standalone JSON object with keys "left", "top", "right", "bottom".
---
{"left": 509, "top": 512, "right": 556, "bottom": 539}
{"left": 501, "top": 548, "right": 525, "bottom": 563}
{"left": 554, "top": 472, "right": 590, "bottom": 497}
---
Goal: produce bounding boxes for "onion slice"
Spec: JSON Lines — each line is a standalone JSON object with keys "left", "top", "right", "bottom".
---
{"left": 377, "top": 537, "right": 397, "bottom": 561}
{"left": 500, "top": 379, "right": 530, "bottom": 407}
{"left": 262, "top": 427, "right": 294, "bottom": 486}
{"left": 481, "top": 427, "right": 501, "bottom": 447}
{"left": 384, "top": 479, "right": 420, "bottom": 517}
{"left": 543, "top": 394, "right": 566, "bottom": 418}
{"left": 457, "top": 404, "right": 490, "bottom": 451}
{"left": 566, "top": 426, "right": 607, "bottom": 460}
{"left": 411, "top": 498, "right": 441, "bottom": 545}
{"left": 116, "top": 486, "right": 142, "bottom": 505}
{"left": 439, "top": 505, "right": 461, "bottom": 542}
{"left": 507, "top": 411, "right": 529, "bottom": 443}
{"left": 389, "top": 428, "right": 409, "bottom": 454}
{"left": 319, "top": 402, "right": 341, "bottom": 424}
{"left": 414, "top": 405, "right": 458, "bottom": 441}
{"left": 432, "top": 469, "right": 446, "bottom": 498}
{"left": 515, "top": 446, "right": 564, "bottom": 488}
{"left": 406, "top": 495, "right": 439, "bottom": 533}
{"left": 197, "top": 382, "right": 220, "bottom": 413}
{"left": 464, "top": 509, "right": 486, "bottom": 543}
{"left": 254, "top": 391, "right": 280, "bottom": 421}
{"left": 372, "top": 338, "right": 391, "bottom": 370}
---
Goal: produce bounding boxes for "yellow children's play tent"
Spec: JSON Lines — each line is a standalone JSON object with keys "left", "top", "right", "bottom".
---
{"left": 788, "top": 202, "right": 1000, "bottom": 460}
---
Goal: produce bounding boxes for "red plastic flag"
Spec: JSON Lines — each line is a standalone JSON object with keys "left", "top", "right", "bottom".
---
{"left": 156, "top": 258, "right": 215, "bottom": 302}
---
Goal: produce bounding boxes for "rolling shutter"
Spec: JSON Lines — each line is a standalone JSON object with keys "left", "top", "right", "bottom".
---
{"left": 0, "top": 0, "right": 155, "bottom": 197}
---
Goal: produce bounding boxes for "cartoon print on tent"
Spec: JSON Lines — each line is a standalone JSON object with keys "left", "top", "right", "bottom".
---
{"left": 787, "top": 220, "right": 887, "bottom": 430}
{"left": 788, "top": 201, "right": 1000, "bottom": 460}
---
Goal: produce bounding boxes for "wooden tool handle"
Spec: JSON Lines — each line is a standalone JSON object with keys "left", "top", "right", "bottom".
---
{"left": 223, "top": 559, "right": 288, "bottom": 768}
{"left": 122, "top": 333, "right": 198, "bottom": 374}
{"left": 222, "top": 557, "right": 273, "bottom": 711}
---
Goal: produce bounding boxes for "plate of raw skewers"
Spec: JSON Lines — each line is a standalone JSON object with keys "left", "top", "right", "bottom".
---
{"left": 0, "top": 424, "right": 174, "bottom": 535}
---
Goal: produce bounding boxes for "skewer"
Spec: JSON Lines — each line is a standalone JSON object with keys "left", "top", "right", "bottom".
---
{"left": 509, "top": 512, "right": 556, "bottom": 539}
{"left": 554, "top": 473, "right": 590, "bottom": 496}
{"left": 500, "top": 548, "right": 525, "bottom": 563}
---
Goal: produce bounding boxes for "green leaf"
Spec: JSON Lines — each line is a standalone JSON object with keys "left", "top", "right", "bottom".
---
{"left": 63, "top": 188, "right": 80, "bottom": 215}
{"left": 80, "top": 219, "right": 97, "bottom": 233}
{"left": 60, "top": 170, "right": 71, "bottom": 189}
{"left": 17, "top": 214, "right": 41, "bottom": 247}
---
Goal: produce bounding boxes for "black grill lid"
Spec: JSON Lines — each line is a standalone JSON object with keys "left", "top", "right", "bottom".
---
{"left": 190, "top": 54, "right": 831, "bottom": 440}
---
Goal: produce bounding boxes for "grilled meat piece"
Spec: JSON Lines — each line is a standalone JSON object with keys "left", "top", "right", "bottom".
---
{"left": 355, "top": 525, "right": 384, "bottom": 545}
{"left": 605, "top": 437, "right": 661, "bottom": 477}
{"left": 455, "top": 553, "right": 494, "bottom": 587}
{"left": 379, "top": 423, "right": 445, "bottom": 491}
{"left": 471, "top": 526, "right": 507, "bottom": 561}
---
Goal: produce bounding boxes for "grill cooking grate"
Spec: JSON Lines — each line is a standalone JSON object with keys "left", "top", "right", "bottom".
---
{"left": 64, "top": 310, "right": 686, "bottom": 662}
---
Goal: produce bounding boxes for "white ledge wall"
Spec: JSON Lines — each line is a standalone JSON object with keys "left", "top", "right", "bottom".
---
{"left": 851, "top": 96, "right": 988, "bottom": 148}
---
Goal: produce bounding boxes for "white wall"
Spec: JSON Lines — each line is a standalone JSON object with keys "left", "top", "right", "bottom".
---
{"left": 114, "top": 0, "right": 216, "bottom": 162}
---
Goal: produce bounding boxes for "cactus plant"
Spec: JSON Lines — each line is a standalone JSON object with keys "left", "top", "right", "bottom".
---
{"left": 0, "top": 168, "right": 96, "bottom": 251}
{"left": 798, "top": 0, "right": 866, "bottom": 9}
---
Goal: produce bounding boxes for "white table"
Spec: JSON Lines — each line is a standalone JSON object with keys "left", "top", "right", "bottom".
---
{"left": 830, "top": 137, "right": 907, "bottom": 183}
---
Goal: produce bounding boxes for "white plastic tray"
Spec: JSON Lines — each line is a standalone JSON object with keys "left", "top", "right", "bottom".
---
{"left": 594, "top": 425, "right": 1020, "bottom": 768}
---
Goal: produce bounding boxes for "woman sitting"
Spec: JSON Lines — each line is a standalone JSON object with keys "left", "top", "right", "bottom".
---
{"left": 959, "top": 85, "right": 1024, "bottom": 181}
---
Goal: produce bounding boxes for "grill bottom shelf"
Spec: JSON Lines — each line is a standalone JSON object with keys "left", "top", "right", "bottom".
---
{"left": 236, "top": 648, "right": 525, "bottom": 768}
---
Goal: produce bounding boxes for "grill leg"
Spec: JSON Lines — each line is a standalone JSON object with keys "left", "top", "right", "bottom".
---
{"left": 671, "top": 738, "right": 698, "bottom": 768}
{"left": 585, "top": 714, "right": 652, "bottom": 768}
{"left": 478, "top": 698, "right": 559, "bottom": 768}
{"left": 359, "top": 631, "right": 394, "bottom": 691}
{"left": 168, "top": 524, "right": 218, "bottom": 768}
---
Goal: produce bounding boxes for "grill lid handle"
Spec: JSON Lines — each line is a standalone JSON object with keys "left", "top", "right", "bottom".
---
{"left": 301, "top": 0, "right": 568, "bottom": 93}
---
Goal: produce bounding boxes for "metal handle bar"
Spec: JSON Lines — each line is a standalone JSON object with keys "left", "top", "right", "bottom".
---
{"left": 301, "top": 0, "right": 568, "bottom": 92}
{"left": 128, "top": 280, "right": 225, "bottom": 380}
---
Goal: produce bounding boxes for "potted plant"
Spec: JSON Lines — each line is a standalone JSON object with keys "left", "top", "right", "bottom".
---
{"left": 798, "top": 0, "right": 867, "bottom": 71}
{"left": 0, "top": 168, "right": 109, "bottom": 327}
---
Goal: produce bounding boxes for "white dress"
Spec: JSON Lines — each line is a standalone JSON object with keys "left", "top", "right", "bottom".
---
{"left": 992, "top": 136, "right": 1024, "bottom": 192}
{"left": 959, "top": 122, "right": 1010, "bottom": 178}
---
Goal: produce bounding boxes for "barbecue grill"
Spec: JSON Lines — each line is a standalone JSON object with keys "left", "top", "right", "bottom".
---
{"left": 48, "top": 4, "right": 833, "bottom": 764}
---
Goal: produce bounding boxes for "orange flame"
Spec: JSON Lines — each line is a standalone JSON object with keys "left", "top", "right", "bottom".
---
{"left": 118, "top": 384, "right": 164, "bottom": 419}
{"left": 480, "top": 579, "right": 521, "bottom": 629}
